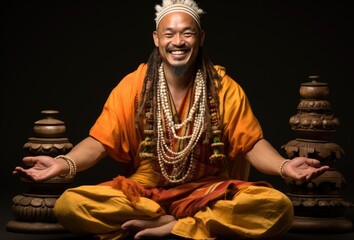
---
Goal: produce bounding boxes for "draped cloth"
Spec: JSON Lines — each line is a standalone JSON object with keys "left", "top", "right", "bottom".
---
{"left": 100, "top": 175, "right": 272, "bottom": 218}
{"left": 89, "top": 63, "right": 264, "bottom": 186}
{"left": 56, "top": 180, "right": 292, "bottom": 240}
{"left": 54, "top": 63, "right": 294, "bottom": 239}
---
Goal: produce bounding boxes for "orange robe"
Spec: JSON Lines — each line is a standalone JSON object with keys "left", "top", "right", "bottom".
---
{"left": 54, "top": 63, "right": 293, "bottom": 239}
{"left": 90, "top": 63, "right": 263, "bottom": 184}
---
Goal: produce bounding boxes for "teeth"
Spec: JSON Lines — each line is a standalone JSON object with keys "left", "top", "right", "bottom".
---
{"left": 171, "top": 50, "right": 185, "bottom": 55}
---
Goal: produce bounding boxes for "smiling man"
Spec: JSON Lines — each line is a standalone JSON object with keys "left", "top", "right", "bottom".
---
{"left": 13, "top": 0, "right": 329, "bottom": 239}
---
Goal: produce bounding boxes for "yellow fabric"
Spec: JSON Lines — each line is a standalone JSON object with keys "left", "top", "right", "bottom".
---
{"left": 54, "top": 185, "right": 165, "bottom": 240}
{"left": 54, "top": 185, "right": 293, "bottom": 239}
{"left": 172, "top": 185, "right": 293, "bottom": 239}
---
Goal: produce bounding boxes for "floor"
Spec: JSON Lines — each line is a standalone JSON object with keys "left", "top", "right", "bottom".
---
{"left": 2, "top": 227, "right": 354, "bottom": 240}
{"left": 0, "top": 209, "right": 354, "bottom": 240}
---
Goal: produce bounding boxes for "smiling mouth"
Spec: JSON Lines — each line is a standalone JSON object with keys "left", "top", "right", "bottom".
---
{"left": 170, "top": 50, "right": 188, "bottom": 55}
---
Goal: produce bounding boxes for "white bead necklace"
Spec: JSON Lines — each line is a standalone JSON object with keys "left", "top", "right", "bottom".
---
{"left": 156, "top": 64, "right": 206, "bottom": 183}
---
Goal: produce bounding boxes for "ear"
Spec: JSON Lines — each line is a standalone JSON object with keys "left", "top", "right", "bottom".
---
{"left": 153, "top": 31, "right": 159, "bottom": 47}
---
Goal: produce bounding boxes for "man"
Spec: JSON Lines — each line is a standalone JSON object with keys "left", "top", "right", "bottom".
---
{"left": 13, "top": 0, "right": 329, "bottom": 239}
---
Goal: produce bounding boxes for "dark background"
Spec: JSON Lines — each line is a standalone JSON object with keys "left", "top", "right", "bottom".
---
{"left": 2, "top": 0, "right": 354, "bottom": 234}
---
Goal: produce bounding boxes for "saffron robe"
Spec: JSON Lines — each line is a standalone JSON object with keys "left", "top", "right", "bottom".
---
{"left": 91, "top": 63, "right": 263, "bottom": 184}
{"left": 54, "top": 63, "right": 293, "bottom": 239}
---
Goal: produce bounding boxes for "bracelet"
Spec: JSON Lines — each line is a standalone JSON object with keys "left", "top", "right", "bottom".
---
{"left": 279, "top": 160, "right": 291, "bottom": 179}
{"left": 55, "top": 155, "right": 77, "bottom": 179}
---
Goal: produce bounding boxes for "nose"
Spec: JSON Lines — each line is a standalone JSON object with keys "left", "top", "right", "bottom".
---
{"left": 172, "top": 34, "right": 185, "bottom": 46}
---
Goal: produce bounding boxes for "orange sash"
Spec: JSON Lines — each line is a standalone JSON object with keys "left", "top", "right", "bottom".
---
{"left": 100, "top": 176, "right": 272, "bottom": 218}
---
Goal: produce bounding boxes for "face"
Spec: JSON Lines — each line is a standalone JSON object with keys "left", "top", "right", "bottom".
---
{"left": 153, "top": 12, "right": 205, "bottom": 71}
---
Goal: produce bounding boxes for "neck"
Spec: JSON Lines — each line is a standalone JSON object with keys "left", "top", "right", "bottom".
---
{"left": 163, "top": 63, "right": 196, "bottom": 91}
{"left": 163, "top": 64, "right": 196, "bottom": 110}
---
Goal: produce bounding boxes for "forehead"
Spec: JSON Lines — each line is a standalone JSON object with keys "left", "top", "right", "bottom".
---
{"left": 157, "top": 11, "right": 199, "bottom": 31}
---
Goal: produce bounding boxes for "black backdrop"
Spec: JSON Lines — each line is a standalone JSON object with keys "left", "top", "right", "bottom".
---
{"left": 2, "top": 1, "right": 354, "bottom": 205}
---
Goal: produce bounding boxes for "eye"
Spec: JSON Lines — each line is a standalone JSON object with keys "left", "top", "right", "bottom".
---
{"left": 163, "top": 33, "right": 174, "bottom": 38}
{"left": 183, "top": 31, "right": 195, "bottom": 38}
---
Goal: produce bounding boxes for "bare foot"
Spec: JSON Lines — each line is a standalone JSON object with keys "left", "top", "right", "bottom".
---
{"left": 121, "top": 215, "right": 177, "bottom": 239}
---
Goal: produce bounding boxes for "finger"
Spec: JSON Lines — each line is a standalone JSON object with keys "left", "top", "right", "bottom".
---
{"left": 22, "top": 157, "right": 38, "bottom": 166}
{"left": 13, "top": 166, "right": 26, "bottom": 174}
{"left": 306, "top": 158, "right": 322, "bottom": 167}
{"left": 318, "top": 166, "right": 330, "bottom": 175}
{"left": 305, "top": 166, "right": 328, "bottom": 180}
{"left": 13, "top": 169, "right": 32, "bottom": 180}
{"left": 14, "top": 166, "right": 36, "bottom": 177}
{"left": 14, "top": 166, "right": 24, "bottom": 171}
{"left": 321, "top": 165, "right": 330, "bottom": 170}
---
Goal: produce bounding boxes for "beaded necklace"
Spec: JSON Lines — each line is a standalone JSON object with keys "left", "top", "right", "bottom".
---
{"left": 156, "top": 64, "right": 205, "bottom": 183}
{"left": 139, "top": 64, "right": 226, "bottom": 184}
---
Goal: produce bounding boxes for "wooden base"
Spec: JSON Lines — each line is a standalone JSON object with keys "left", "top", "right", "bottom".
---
{"left": 290, "top": 216, "right": 353, "bottom": 233}
{"left": 6, "top": 220, "right": 68, "bottom": 234}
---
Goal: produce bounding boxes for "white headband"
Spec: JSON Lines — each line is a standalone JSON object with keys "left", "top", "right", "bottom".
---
{"left": 155, "top": 3, "right": 201, "bottom": 29}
